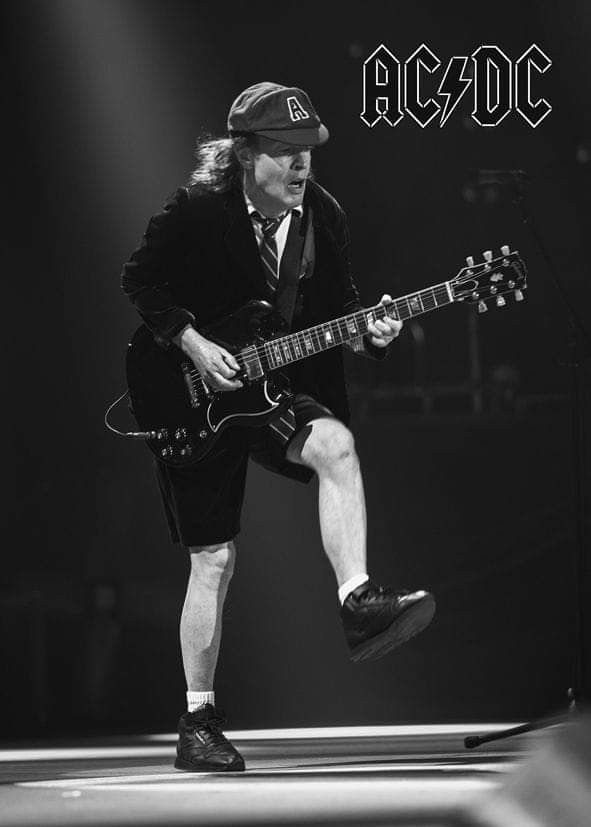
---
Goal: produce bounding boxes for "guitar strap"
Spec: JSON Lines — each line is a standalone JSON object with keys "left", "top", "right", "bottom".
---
{"left": 274, "top": 206, "right": 315, "bottom": 331}
{"left": 300, "top": 204, "right": 315, "bottom": 282}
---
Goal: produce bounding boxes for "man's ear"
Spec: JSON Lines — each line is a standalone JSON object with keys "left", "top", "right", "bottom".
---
{"left": 235, "top": 144, "right": 255, "bottom": 170}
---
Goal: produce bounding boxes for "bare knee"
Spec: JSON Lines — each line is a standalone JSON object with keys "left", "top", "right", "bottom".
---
{"left": 188, "top": 541, "right": 236, "bottom": 587}
{"left": 295, "top": 420, "right": 357, "bottom": 475}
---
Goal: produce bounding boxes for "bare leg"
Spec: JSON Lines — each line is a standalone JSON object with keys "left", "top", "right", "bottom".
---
{"left": 180, "top": 542, "right": 236, "bottom": 691}
{"left": 286, "top": 419, "right": 366, "bottom": 586}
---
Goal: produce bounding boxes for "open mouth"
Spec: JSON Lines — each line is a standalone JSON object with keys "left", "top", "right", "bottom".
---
{"left": 287, "top": 179, "right": 306, "bottom": 192}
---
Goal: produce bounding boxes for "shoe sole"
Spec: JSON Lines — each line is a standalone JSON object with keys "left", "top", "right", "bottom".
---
{"left": 349, "top": 594, "right": 436, "bottom": 663}
{"left": 174, "top": 756, "right": 245, "bottom": 772}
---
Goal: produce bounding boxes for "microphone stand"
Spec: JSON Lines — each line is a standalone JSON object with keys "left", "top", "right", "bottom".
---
{"left": 464, "top": 174, "right": 590, "bottom": 749}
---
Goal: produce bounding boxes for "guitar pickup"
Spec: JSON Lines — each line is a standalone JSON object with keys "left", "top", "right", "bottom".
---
{"left": 241, "top": 346, "right": 264, "bottom": 382}
{"left": 181, "top": 362, "right": 201, "bottom": 408}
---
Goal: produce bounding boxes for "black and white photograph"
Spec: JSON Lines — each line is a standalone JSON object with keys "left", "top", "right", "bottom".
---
{"left": 3, "top": 1, "right": 591, "bottom": 824}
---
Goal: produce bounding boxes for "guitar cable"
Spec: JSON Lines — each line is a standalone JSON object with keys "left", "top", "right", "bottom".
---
{"left": 104, "top": 390, "right": 163, "bottom": 440}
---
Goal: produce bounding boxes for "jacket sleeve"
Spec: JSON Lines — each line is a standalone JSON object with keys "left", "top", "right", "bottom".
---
{"left": 335, "top": 206, "right": 391, "bottom": 361}
{"left": 121, "top": 187, "right": 196, "bottom": 344}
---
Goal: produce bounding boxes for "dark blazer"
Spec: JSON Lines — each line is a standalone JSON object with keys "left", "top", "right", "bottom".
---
{"left": 121, "top": 179, "right": 388, "bottom": 424}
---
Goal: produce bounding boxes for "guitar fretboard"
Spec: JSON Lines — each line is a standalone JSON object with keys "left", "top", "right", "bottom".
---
{"left": 246, "top": 281, "right": 453, "bottom": 372}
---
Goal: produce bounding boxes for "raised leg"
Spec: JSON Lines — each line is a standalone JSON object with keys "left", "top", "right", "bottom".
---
{"left": 286, "top": 417, "right": 435, "bottom": 661}
{"left": 286, "top": 418, "right": 366, "bottom": 586}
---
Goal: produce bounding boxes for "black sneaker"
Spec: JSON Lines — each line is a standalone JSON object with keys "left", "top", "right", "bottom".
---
{"left": 341, "top": 582, "right": 436, "bottom": 662}
{"left": 174, "top": 704, "right": 245, "bottom": 772}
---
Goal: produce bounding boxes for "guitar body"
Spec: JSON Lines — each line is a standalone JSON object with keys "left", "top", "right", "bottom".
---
{"left": 123, "top": 248, "right": 527, "bottom": 468}
{"left": 126, "top": 301, "right": 293, "bottom": 467}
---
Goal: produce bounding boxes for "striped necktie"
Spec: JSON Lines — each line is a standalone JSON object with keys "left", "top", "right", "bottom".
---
{"left": 252, "top": 211, "right": 286, "bottom": 291}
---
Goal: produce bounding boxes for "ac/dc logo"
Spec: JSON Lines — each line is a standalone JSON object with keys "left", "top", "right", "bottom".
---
{"left": 361, "top": 44, "right": 552, "bottom": 129}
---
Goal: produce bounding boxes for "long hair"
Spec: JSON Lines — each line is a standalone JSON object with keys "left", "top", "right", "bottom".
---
{"left": 187, "top": 133, "right": 316, "bottom": 193}
{"left": 187, "top": 134, "right": 254, "bottom": 193}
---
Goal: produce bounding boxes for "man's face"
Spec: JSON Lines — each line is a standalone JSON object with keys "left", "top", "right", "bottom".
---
{"left": 243, "top": 137, "right": 313, "bottom": 216}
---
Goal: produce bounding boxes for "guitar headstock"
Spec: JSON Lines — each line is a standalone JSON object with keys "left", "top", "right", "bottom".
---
{"left": 450, "top": 245, "right": 527, "bottom": 312}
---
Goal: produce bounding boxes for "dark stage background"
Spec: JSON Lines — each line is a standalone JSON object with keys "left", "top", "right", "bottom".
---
{"left": 4, "top": 0, "right": 591, "bottom": 737}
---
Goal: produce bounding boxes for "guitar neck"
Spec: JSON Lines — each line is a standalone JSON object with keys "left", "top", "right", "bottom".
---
{"left": 254, "top": 281, "right": 454, "bottom": 372}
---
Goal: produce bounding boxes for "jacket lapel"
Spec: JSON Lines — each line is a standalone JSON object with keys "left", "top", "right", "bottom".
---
{"left": 222, "top": 187, "right": 271, "bottom": 298}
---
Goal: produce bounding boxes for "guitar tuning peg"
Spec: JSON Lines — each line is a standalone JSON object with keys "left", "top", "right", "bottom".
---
{"left": 483, "top": 250, "right": 493, "bottom": 262}
{"left": 500, "top": 245, "right": 510, "bottom": 256}
{"left": 496, "top": 295, "right": 506, "bottom": 307}
{"left": 514, "top": 289, "right": 524, "bottom": 301}
{"left": 478, "top": 300, "right": 488, "bottom": 313}
{"left": 466, "top": 255, "right": 475, "bottom": 267}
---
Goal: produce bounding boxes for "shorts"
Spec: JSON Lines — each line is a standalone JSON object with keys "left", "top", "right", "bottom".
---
{"left": 154, "top": 393, "right": 336, "bottom": 547}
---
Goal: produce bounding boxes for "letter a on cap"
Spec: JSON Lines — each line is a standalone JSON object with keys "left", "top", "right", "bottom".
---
{"left": 287, "top": 96, "right": 309, "bottom": 122}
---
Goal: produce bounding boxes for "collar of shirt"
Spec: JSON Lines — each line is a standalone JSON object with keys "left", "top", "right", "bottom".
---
{"left": 243, "top": 191, "right": 304, "bottom": 268}
{"left": 243, "top": 190, "right": 304, "bottom": 224}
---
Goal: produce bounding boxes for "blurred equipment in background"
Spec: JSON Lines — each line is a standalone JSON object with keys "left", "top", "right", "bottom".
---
{"left": 463, "top": 165, "right": 590, "bottom": 746}
{"left": 468, "top": 715, "right": 591, "bottom": 827}
{"left": 77, "top": 580, "right": 122, "bottom": 725}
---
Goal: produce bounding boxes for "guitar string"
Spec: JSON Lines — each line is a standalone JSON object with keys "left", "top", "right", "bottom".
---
{"left": 127, "top": 257, "right": 525, "bottom": 435}
{"left": 186, "top": 289, "right": 451, "bottom": 402}
{"left": 186, "top": 285, "right": 459, "bottom": 397}
{"left": 185, "top": 261, "right": 524, "bottom": 400}
{"left": 190, "top": 286, "right": 448, "bottom": 370}
{"left": 187, "top": 286, "right": 451, "bottom": 389}
{"left": 227, "top": 261, "right": 524, "bottom": 373}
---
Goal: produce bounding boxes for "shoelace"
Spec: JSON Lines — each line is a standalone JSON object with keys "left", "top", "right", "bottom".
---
{"left": 191, "top": 711, "right": 228, "bottom": 748}
{"left": 359, "top": 586, "right": 410, "bottom": 603}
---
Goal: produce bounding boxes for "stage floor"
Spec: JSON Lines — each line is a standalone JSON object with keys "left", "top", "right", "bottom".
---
{"left": 0, "top": 724, "right": 541, "bottom": 826}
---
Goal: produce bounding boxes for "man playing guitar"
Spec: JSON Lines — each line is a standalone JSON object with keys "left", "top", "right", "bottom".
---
{"left": 121, "top": 82, "right": 436, "bottom": 773}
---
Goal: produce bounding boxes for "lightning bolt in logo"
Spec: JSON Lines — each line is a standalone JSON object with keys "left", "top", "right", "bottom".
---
{"left": 437, "top": 56, "right": 472, "bottom": 127}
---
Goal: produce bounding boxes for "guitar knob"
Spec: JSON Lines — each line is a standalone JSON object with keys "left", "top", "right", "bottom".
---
{"left": 500, "top": 245, "right": 510, "bottom": 256}
{"left": 175, "top": 427, "right": 187, "bottom": 440}
{"left": 466, "top": 256, "right": 475, "bottom": 267}
{"left": 478, "top": 300, "right": 488, "bottom": 313}
{"left": 514, "top": 289, "right": 524, "bottom": 301}
{"left": 161, "top": 446, "right": 173, "bottom": 457}
{"left": 199, "top": 430, "right": 208, "bottom": 439}
{"left": 496, "top": 295, "right": 506, "bottom": 307}
{"left": 483, "top": 250, "right": 493, "bottom": 262}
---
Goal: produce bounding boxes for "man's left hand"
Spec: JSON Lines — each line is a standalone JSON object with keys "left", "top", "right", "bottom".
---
{"left": 366, "top": 294, "right": 403, "bottom": 347}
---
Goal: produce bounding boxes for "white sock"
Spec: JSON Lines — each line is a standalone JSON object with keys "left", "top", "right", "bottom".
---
{"left": 187, "top": 690, "right": 215, "bottom": 712}
{"left": 338, "top": 573, "right": 369, "bottom": 605}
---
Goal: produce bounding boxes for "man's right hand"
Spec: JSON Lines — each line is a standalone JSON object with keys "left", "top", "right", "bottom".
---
{"left": 173, "top": 325, "right": 243, "bottom": 392}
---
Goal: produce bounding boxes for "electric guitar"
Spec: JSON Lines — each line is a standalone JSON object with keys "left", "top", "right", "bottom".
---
{"left": 125, "top": 246, "right": 527, "bottom": 467}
